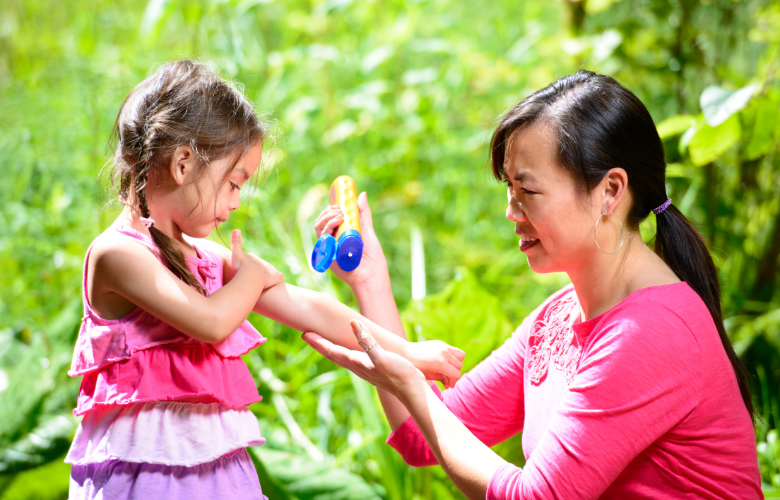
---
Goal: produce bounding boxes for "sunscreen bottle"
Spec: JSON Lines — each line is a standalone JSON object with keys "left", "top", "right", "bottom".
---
{"left": 311, "top": 176, "right": 364, "bottom": 272}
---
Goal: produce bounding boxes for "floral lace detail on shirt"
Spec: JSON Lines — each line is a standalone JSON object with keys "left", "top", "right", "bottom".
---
{"left": 528, "top": 292, "right": 581, "bottom": 385}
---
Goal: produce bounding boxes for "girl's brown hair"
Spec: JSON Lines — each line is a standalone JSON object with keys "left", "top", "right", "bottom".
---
{"left": 110, "top": 59, "right": 265, "bottom": 294}
{"left": 491, "top": 70, "right": 753, "bottom": 420}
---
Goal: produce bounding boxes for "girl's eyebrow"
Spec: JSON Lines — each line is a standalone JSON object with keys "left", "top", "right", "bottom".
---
{"left": 236, "top": 168, "right": 250, "bottom": 180}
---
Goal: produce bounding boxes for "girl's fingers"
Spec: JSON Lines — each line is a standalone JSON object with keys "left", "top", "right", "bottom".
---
{"left": 231, "top": 230, "right": 243, "bottom": 256}
{"left": 448, "top": 351, "right": 464, "bottom": 372}
{"left": 448, "top": 346, "right": 466, "bottom": 362}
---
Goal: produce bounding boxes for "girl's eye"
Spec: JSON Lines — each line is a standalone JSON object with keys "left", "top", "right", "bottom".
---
{"left": 502, "top": 180, "right": 512, "bottom": 187}
{"left": 230, "top": 183, "right": 240, "bottom": 191}
{"left": 521, "top": 188, "right": 536, "bottom": 195}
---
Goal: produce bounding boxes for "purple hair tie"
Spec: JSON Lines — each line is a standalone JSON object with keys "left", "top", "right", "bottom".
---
{"left": 653, "top": 198, "right": 672, "bottom": 215}
{"left": 140, "top": 217, "right": 155, "bottom": 229}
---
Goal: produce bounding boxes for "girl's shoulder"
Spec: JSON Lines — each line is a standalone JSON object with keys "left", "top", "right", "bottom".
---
{"left": 88, "top": 226, "right": 162, "bottom": 270}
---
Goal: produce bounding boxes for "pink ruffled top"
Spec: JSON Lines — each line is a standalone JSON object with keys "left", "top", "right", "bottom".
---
{"left": 69, "top": 225, "right": 266, "bottom": 415}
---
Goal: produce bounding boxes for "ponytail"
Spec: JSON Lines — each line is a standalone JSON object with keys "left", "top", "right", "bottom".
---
{"left": 655, "top": 205, "right": 754, "bottom": 419}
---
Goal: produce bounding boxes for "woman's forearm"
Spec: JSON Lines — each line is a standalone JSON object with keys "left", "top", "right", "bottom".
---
{"left": 352, "top": 279, "right": 415, "bottom": 430}
{"left": 400, "top": 378, "right": 508, "bottom": 500}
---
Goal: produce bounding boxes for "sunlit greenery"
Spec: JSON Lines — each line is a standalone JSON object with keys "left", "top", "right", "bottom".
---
{"left": 1, "top": 0, "right": 779, "bottom": 498}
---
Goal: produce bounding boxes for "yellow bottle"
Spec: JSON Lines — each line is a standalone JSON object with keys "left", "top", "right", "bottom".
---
{"left": 311, "top": 176, "right": 364, "bottom": 272}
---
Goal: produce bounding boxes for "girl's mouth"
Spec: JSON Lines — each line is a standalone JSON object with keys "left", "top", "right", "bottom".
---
{"left": 519, "top": 234, "right": 540, "bottom": 252}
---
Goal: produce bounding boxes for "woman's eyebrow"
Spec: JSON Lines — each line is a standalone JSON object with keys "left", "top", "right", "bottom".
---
{"left": 236, "top": 168, "right": 250, "bottom": 180}
{"left": 513, "top": 171, "right": 537, "bottom": 182}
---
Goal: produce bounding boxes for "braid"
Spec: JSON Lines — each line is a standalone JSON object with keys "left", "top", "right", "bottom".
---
{"left": 134, "top": 120, "right": 207, "bottom": 296}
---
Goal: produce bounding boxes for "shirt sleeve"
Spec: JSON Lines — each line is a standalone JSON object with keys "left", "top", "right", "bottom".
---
{"left": 486, "top": 301, "right": 703, "bottom": 500}
{"left": 386, "top": 317, "right": 530, "bottom": 467}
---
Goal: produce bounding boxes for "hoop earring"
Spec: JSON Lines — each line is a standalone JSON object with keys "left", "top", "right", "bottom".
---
{"left": 594, "top": 212, "right": 624, "bottom": 255}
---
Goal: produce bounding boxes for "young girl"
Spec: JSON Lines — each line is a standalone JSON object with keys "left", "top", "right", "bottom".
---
{"left": 65, "top": 59, "right": 465, "bottom": 499}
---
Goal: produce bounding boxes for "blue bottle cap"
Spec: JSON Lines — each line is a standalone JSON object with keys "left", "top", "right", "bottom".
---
{"left": 336, "top": 230, "right": 363, "bottom": 272}
{"left": 311, "top": 234, "right": 336, "bottom": 273}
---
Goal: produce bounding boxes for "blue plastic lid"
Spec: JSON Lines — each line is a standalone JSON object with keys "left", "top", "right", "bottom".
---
{"left": 311, "top": 234, "right": 336, "bottom": 273}
{"left": 336, "top": 230, "right": 363, "bottom": 272}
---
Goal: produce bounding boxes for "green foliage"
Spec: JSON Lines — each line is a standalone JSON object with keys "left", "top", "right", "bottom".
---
{"left": 1, "top": 0, "right": 779, "bottom": 497}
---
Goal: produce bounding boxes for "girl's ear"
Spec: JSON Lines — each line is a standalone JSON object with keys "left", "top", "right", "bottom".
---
{"left": 169, "top": 146, "right": 196, "bottom": 186}
{"left": 600, "top": 167, "right": 629, "bottom": 215}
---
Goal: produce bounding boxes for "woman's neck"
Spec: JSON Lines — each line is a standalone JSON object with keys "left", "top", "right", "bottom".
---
{"left": 568, "top": 233, "right": 680, "bottom": 322}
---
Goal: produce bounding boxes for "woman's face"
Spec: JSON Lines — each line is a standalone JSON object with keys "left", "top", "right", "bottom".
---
{"left": 502, "top": 124, "right": 601, "bottom": 274}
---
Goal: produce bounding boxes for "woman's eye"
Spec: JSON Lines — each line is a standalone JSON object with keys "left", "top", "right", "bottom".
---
{"left": 521, "top": 188, "right": 535, "bottom": 194}
{"left": 230, "top": 183, "right": 240, "bottom": 191}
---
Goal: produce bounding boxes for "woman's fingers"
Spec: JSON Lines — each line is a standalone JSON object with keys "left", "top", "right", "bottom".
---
{"left": 356, "top": 192, "right": 375, "bottom": 233}
{"left": 350, "top": 319, "right": 382, "bottom": 359}
{"left": 302, "top": 332, "right": 373, "bottom": 371}
{"left": 313, "top": 205, "right": 343, "bottom": 238}
{"left": 321, "top": 212, "right": 343, "bottom": 238}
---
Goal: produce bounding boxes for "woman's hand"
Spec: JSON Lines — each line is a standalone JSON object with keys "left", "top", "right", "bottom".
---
{"left": 231, "top": 229, "right": 284, "bottom": 290}
{"left": 313, "top": 192, "right": 389, "bottom": 290}
{"left": 302, "top": 320, "right": 428, "bottom": 401}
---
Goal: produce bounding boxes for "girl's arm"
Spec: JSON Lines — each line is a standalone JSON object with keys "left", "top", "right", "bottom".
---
{"left": 211, "top": 230, "right": 464, "bottom": 387}
{"left": 95, "top": 229, "right": 282, "bottom": 343}
{"left": 251, "top": 283, "right": 462, "bottom": 386}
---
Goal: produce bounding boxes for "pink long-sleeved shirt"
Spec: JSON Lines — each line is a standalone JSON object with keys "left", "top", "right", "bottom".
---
{"left": 387, "top": 283, "right": 762, "bottom": 499}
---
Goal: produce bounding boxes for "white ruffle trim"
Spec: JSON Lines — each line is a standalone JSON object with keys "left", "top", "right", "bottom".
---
{"left": 66, "top": 401, "right": 265, "bottom": 467}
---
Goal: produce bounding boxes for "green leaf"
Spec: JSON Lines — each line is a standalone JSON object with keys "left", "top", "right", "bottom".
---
{"left": 745, "top": 97, "right": 780, "bottom": 160}
{"left": 253, "top": 448, "right": 383, "bottom": 500}
{"left": 687, "top": 115, "right": 741, "bottom": 166}
{"left": 700, "top": 84, "right": 757, "bottom": 127}
{"left": 401, "top": 267, "right": 512, "bottom": 373}
{"left": 656, "top": 115, "right": 697, "bottom": 139}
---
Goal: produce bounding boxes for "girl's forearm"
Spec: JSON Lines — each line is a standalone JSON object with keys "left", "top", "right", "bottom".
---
{"left": 253, "top": 283, "right": 408, "bottom": 355}
{"left": 400, "top": 378, "right": 507, "bottom": 500}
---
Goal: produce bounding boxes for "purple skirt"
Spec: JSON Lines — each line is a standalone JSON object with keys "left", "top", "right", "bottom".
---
{"left": 69, "top": 448, "right": 267, "bottom": 500}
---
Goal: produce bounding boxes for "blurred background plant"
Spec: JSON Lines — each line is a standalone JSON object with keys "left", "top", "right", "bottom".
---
{"left": 1, "top": 0, "right": 779, "bottom": 498}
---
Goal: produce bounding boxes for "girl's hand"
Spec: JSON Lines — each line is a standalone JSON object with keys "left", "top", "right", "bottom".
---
{"left": 313, "top": 192, "right": 389, "bottom": 290}
{"left": 402, "top": 340, "right": 466, "bottom": 389}
{"left": 302, "top": 320, "right": 427, "bottom": 401}
{"left": 231, "top": 229, "right": 284, "bottom": 289}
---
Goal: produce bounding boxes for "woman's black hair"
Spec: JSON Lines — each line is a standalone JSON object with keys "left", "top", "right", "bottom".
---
{"left": 490, "top": 69, "right": 753, "bottom": 420}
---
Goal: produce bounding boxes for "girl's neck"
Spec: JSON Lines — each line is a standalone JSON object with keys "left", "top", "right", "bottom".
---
{"left": 568, "top": 233, "right": 679, "bottom": 322}
{"left": 116, "top": 207, "right": 198, "bottom": 257}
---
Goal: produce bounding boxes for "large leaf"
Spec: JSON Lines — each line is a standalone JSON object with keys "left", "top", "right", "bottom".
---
{"left": 687, "top": 115, "right": 741, "bottom": 166}
{"left": 656, "top": 115, "right": 697, "bottom": 139}
{"left": 745, "top": 97, "right": 780, "bottom": 160}
{"left": 401, "top": 267, "right": 513, "bottom": 373}
{"left": 700, "top": 84, "right": 757, "bottom": 127}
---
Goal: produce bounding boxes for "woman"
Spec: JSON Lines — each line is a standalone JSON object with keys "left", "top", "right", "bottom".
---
{"left": 303, "top": 71, "right": 762, "bottom": 499}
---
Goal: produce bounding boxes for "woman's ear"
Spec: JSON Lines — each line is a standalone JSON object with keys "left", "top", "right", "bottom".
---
{"left": 169, "top": 146, "right": 196, "bottom": 186}
{"left": 600, "top": 167, "right": 629, "bottom": 215}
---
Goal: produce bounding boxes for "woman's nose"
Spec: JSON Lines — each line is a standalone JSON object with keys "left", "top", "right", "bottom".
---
{"left": 506, "top": 193, "right": 527, "bottom": 222}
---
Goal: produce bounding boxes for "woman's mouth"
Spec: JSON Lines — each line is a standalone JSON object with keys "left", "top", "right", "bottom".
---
{"left": 519, "top": 233, "right": 540, "bottom": 252}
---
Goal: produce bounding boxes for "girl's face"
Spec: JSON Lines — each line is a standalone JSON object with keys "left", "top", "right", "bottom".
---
{"left": 173, "top": 143, "right": 262, "bottom": 238}
{"left": 502, "top": 125, "right": 604, "bottom": 274}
